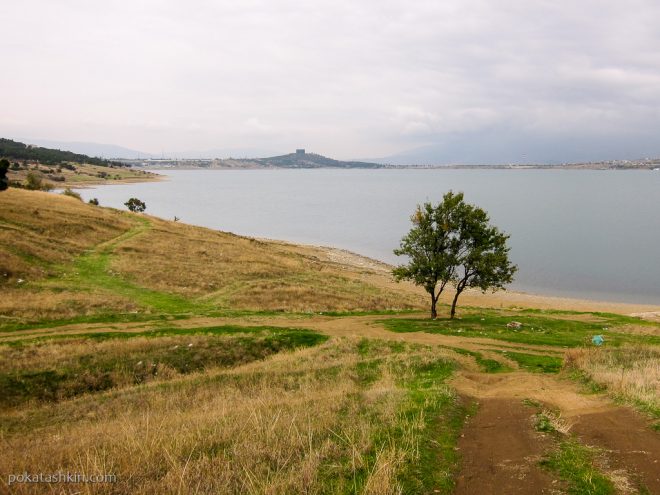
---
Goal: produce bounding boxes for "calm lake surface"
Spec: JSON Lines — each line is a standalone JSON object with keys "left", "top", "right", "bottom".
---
{"left": 76, "top": 169, "right": 660, "bottom": 304}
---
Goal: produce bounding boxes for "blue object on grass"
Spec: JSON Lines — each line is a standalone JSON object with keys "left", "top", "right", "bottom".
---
{"left": 591, "top": 335, "right": 604, "bottom": 346}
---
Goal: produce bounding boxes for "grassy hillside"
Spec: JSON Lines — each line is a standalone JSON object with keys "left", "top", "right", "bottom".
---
{"left": 0, "top": 189, "right": 423, "bottom": 324}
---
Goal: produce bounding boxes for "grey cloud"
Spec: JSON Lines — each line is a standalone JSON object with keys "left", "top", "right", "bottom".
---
{"left": 2, "top": 1, "right": 660, "bottom": 162}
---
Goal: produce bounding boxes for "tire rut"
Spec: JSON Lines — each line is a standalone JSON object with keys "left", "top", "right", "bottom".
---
{"left": 454, "top": 398, "right": 561, "bottom": 494}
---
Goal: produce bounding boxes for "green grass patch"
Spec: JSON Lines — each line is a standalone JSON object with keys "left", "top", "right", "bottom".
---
{"left": 318, "top": 343, "right": 467, "bottom": 494}
{"left": 496, "top": 351, "right": 563, "bottom": 373}
{"left": 395, "top": 358, "right": 469, "bottom": 494}
{"left": 381, "top": 310, "right": 660, "bottom": 348}
{"left": 535, "top": 413, "right": 557, "bottom": 433}
{"left": 0, "top": 326, "right": 327, "bottom": 408}
{"left": 0, "top": 311, "right": 183, "bottom": 333}
{"left": 68, "top": 250, "right": 214, "bottom": 314}
{"left": 4, "top": 324, "right": 327, "bottom": 346}
{"left": 439, "top": 345, "right": 512, "bottom": 373}
{"left": 540, "top": 438, "right": 615, "bottom": 494}
{"left": 522, "top": 398, "right": 542, "bottom": 408}
{"left": 0, "top": 309, "right": 311, "bottom": 334}
{"left": 567, "top": 368, "right": 609, "bottom": 394}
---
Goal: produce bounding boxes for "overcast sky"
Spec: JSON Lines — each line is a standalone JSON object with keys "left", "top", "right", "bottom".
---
{"left": 2, "top": 1, "right": 660, "bottom": 162}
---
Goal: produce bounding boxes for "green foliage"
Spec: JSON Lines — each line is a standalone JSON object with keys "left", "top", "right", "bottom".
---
{"left": 393, "top": 191, "right": 466, "bottom": 318}
{"left": 88, "top": 197, "right": 99, "bottom": 205}
{"left": 393, "top": 191, "right": 516, "bottom": 319}
{"left": 0, "top": 158, "right": 9, "bottom": 191}
{"left": 124, "top": 197, "right": 146, "bottom": 212}
{"left": 535, "top": 413, "right": 556, "bottom": 432}
{"left": 448, "top": 197, "right": 516, "bottom": 318}
{"left": 61, "top": 188, "right": 82, "bottom": 201}
{"left": 25, "top": 171, "right": 51, "bottom": 191}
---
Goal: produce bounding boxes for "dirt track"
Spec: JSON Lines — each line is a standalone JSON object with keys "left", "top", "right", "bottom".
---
{"left": 572, "top": 407, "right": 660, "bottom": 492}
{"left": 454, "top": 398, "right": 560, "bottom": 494}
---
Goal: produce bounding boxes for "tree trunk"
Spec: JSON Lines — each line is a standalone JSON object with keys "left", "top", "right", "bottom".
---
{"left": 430, "top": 292, "right": 437, "bottom": 319}
{"left": 450, "top": 288, "right": 462, "bottom": 319}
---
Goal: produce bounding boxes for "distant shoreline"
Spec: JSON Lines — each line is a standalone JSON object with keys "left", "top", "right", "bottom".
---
{"left": 130, "top": 163, "right": 659, "bottom": 171}
{"left": 261, "top": 236, "right": 660, "bottom": 316}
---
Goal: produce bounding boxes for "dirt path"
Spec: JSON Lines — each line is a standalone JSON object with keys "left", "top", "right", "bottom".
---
{"left": 454, "top": 398, "right": 560, "bottom": 494}
{"left": 0, "top": 314, "right": 565, "bottom": 356}
{"left": 571, "top": 406, "right": 660, "bottom": 493}
{"left": 451, "top": 370, "right": 660, "bottom": 493}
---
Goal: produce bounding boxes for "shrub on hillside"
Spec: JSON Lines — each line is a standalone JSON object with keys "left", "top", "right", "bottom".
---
{"left": 125, "top": 197, "right": 146, "bottom": 212}
{"left": 25, "top": 171, "right": 53, "bottom": 191}
{"left": 62, "top": 188, "right": 82, "bottom": 201}
{"left": 0, "top": 159, "right": 8, "bottom": 191}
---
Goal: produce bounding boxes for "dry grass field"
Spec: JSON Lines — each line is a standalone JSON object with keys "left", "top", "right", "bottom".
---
{"left": 565, "top": 345, "right": 659, "bottom": 421}
{"left": 0, "top": 336, "right": 464, "bottom": 494}
{"left": 1, "top": 188, "right": 659, "bottom": 494}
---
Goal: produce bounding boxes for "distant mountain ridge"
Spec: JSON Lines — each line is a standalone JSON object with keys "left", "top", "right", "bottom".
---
{"left": 127, "top": 150, "right": 386, "bottom": 169}
{"left": 374, "top": 128, "right": 660, "bottom": 165}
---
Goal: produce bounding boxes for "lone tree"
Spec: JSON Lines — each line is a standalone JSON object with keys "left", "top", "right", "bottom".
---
{"left": 392, "top": 191, "right": 464, "bottom": 318}
{"left": 124, "top": 197, "right": 146, "bottom": 212}
{"left": 449, "top": 201, "right": 517, "bottom": 318}
{"left": 0, "top": 159, "right": 9, "bottom": 191}
{"left": 393, "top": 191, "right": 516, "bottom": 319}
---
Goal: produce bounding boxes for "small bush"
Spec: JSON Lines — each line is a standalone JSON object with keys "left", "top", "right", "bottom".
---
{"left": 25, "top": 171, "right": 52, "bottom": 191}
{"left": 88, "top": 198, "right": 100, "bottom": 206}
{"left": 125, "top": 197, "right": 146, "bottom": 212}
{"left": 62, "top": 188, "right": 82, "bottom": 201}
{"left": 0, "top": 159, "right": 8, "bottom": 191}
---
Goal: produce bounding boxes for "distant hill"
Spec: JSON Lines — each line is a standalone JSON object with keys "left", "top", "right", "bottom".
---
{"left": 19, "top": 138, "right": 155, "bottom": 160}
{"left": 250, "top": 151, "right": 383, "bottom": 168}
{"left": 0, "top": 138, "right": 127, "bottom": 167}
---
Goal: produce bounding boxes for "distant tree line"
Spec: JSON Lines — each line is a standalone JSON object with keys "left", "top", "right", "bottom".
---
{"left": 0, "top": 138, "right": 128, "bottom": 168}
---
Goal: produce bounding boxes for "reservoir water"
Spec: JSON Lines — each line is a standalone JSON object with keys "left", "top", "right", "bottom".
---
{"left": 75, "top": 169, "right": 660, "bottom": 304}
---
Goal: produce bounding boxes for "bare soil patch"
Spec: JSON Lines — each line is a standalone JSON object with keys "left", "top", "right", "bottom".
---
{"left": 454, "top": 398, "right": 560, "bottom": 494}
{"left": 571, "top": 407, "right": 660, "bottom": 493}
